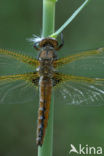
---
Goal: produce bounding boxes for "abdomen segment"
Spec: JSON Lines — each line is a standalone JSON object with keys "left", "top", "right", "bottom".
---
{"left": 36, "top": 76, "right": 52, "bottom": 146}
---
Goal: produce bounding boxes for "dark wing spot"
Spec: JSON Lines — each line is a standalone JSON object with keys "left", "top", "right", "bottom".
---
{"left": 52, "top": 72, "right": 62, "bottom": 86}
{"left": 32, "top": 75, "right": 39, "bottom": 86}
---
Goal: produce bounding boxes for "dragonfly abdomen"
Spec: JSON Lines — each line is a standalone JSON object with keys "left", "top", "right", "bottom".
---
{"left": 36, "top": 76, "right": 52, "bottom": 146}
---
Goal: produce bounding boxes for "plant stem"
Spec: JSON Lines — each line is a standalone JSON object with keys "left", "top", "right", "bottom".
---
{"left": 38, "top": 0, "right": 56, "bottom": 156}
{"left": 38, "top": 0, "right": 91, "bottom": 155}
{"left": 42, "top": 0, "right": 56, "bottom": 37}
{"left": 51, "top": 0, "right": 91, "bottom": 38}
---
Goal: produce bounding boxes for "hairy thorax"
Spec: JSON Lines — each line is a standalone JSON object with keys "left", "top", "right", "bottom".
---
{"left": 37, "top": 45, "right": 57, "bottom": 78}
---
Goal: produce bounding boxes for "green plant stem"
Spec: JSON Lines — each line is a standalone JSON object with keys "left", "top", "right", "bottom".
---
{"left": 51, "top": 0, "right": 91, "bottom": 38}
{"left": 42, "top": 0, "right": 56, "bottom": 37}
{"left": 38, "top": 0, "right": 56, "bottom": 156}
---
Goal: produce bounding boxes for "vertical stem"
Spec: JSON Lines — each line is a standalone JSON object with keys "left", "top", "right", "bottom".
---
{"left": 42, "top": 0, "right": 55, "bottom": 37}
{"left": 38, "top": 0, "right": 56, "bottom": 156}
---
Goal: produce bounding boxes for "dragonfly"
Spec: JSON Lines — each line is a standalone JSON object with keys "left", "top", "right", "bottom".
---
{"left": 0, "top": 34, "right": 104, "bottom": 146}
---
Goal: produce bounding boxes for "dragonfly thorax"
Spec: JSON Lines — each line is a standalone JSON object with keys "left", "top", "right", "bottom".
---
{"left": 38, "top": 46, "right": 57, "bottom": 60}
{"left": 38, "top": 46, "right": 57, "bottom": 78}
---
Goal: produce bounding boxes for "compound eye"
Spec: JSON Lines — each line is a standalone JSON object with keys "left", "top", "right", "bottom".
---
{"left": 33, "top": 42, "right": 40, "bottom": 51}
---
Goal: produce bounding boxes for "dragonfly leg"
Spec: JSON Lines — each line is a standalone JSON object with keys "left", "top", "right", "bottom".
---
{"left": 55, "top": 33, "right": 64, "bottom": 51}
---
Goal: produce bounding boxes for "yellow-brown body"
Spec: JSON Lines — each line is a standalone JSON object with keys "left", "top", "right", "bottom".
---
{"left": 36, "top": 38, "right": 58, "bottom": 146}
{"left": 36, "top": 77, "right": 52, "bottom": 145}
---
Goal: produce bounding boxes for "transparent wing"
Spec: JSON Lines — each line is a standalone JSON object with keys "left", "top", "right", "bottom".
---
{"left": 54, "top": 48, "right": 104, "bottom": 67}
{"left": 0, "top": 53, "right": 35, "bottom": 76}
{"left": 54, "top": 73, "right": 104, "bottom": 106}
{"left": 0, "top": 80, "right": 38, "bottom": 104}
{"left": 0, "top": 49, "right": 39, "bottom": 104}
{"left": 0, "top": 73, "right": 39, "bottom": 104}
{"left": 0, "top": 49, "right": 39, "bottom": 67}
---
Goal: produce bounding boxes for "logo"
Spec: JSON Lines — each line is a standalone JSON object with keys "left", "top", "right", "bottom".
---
{"left": 69, "top": 144, "right": 103, "bottom": 155}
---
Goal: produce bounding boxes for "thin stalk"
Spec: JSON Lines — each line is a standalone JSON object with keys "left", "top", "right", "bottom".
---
{"left": 38, "top": 0, "right": 56, "bottom": 156}
{"left": 50, "top": 0, "right": 91, "bottom": 38}
{"left": 42, "top": 0, "right": 56, "bottom": 37}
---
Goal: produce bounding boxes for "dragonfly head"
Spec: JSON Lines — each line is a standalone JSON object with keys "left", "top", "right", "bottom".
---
{"left": 39, "top": 37, "right": 58, "bottom": 48}
{"left": 34, "top": 33, "right": 64, "bottom": 51}
{"left": 34, "top": 37, "right": 60, "bottom": 51}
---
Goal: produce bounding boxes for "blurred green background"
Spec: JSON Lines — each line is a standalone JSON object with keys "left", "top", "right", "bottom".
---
{"left": 0, "top": 0, "right": 104, "bottom": 155}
